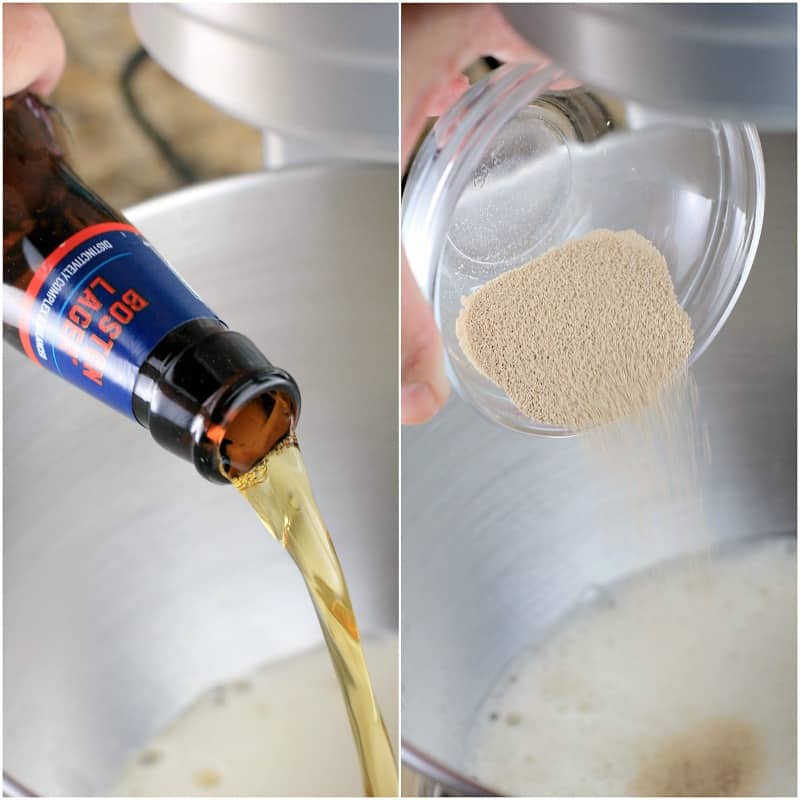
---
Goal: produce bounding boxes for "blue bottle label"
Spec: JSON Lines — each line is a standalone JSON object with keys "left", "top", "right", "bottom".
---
{"left": 18, "top": 222, "right": 220, "bottom": 418}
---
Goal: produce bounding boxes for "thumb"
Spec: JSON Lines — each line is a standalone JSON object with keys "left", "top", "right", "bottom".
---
{"left": 401, "top": 252, "right": 450, "bottom": 424}
{"left": 3, "top": 4, "right": 65, "bottom": 97}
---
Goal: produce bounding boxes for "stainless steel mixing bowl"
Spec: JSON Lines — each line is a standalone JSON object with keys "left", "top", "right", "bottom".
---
{"left": 4, "top": 165, "right": 398, "bottom": 796}
{"left": 401, "top": 134, "right": 796, "bottom": 795}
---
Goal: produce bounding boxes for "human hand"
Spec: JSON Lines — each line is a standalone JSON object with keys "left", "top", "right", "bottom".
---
{"left": 401, "top": 4, "right": 569, "bottom": 424}
{"left": 3, "top": 3, "right": 65, "bottom": 97}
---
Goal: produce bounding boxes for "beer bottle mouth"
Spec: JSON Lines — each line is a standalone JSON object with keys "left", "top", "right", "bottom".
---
{"left": 206, "top": 377, "right": 299, "bottom": 482}
{"left": 136, "top": 322, "right": 301, "bottom": 484}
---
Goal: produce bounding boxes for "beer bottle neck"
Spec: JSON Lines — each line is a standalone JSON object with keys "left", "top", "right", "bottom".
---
{"left": 133, "top": 318, "right": 300, "bottom": 483}
{"left": 4, "top": 92, "right": 302, "bottom": 483}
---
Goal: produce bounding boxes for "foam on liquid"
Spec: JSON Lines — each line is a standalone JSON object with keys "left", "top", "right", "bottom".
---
{"left": 466, "top": 538, "right": 796, "bottom": 796}
{"left": 111, "top": 634, "right": 397, "bottom": 797}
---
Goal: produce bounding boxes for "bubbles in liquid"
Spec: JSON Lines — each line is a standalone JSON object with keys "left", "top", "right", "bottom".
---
{"left": 110, "top": 636, "right": 398, "bottom": 797}
{"left": 465, "top": 538, "right": 796, "bottom": 796}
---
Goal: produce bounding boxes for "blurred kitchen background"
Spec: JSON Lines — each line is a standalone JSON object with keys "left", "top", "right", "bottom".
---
{"left": 48, "top": 3, "right": 261, "bottom": 209}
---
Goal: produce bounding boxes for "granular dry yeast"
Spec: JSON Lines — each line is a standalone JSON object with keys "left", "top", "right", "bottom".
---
{"left": 456, "top": 229, "right": 694, "bottom": 429}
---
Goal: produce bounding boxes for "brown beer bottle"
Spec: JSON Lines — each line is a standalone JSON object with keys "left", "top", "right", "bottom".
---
{"left": 3, "top": 92, "right": 300, "bottom": 482}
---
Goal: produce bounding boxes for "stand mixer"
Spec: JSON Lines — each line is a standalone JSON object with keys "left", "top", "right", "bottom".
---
{"left": 130, "top": 2, "right": 397, "bottom": 166}
{"left": 401, "top": 3, "right": 796, "bottom": 794}
{"left": 4, "top": 4, "right": 398, "bottom": 795}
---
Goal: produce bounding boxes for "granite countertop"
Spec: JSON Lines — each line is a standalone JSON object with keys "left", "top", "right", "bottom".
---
{"left": 48, "top": 3, "right": 262, "bottom": 210}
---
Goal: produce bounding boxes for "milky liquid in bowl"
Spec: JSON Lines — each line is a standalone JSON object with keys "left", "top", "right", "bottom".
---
{"left": 465, "top": 537, "right": 796, "bottom": 796}
{"left": 111, "top": 634, "right": 398, "bottom": 797}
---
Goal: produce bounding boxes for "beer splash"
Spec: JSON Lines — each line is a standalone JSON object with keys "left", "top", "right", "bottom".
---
{"left": 232, "top": 435, "right": 398, "bottom": 797}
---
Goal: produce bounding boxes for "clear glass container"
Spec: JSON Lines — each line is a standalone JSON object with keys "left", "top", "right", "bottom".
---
{"left": 402, "top": 63, "right": 765, "bottom": 435}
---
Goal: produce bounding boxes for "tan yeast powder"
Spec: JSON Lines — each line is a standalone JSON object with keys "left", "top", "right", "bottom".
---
{"left": 456, "top": 229, "right": 694, "bottom": 429}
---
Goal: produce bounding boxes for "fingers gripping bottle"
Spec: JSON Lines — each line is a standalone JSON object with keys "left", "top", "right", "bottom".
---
{"left": 3, "top": 93, "right": 300, "bottom": 482}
